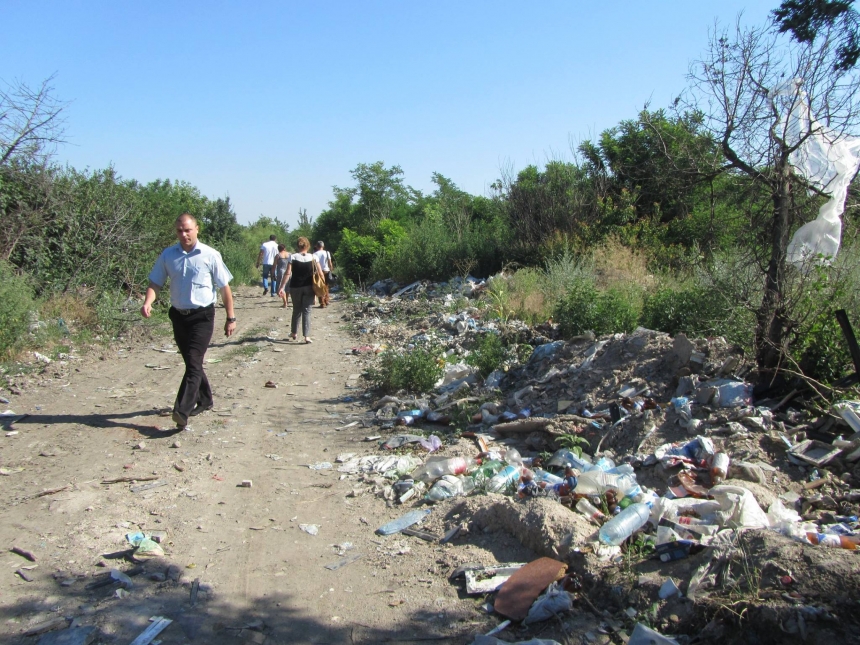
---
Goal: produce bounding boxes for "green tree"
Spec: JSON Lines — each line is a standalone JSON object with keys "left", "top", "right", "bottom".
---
{"left": 687, "top": 17, "right": 860, "bottom": 372}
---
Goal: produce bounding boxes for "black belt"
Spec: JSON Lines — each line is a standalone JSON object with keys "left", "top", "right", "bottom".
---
{"left": 172, "top": 304, "right": 214, "bottom": 315}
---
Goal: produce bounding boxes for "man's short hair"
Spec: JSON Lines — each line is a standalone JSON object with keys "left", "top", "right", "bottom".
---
{"left": 269, "top": 234, "right": 277, "bottom": 241}
{"left": 175, "top": 213, "right": 198, "bottom": 226}
{"left": 316, "top": 241, "right": 325, "bottom": 249}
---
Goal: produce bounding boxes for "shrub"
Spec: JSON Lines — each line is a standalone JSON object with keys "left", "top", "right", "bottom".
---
{"left": 368, "top": 347, "right": 443, "bottom": 393}
{"left": 339, "top": 228, "right": 381, "bottom": 284}
{"left": 219, "top": 238, "right": 258, "bottom": 286}
{"left": 0, "top": 262, "right": 36, "bottom": 358}
{"left": 640, "top": 285, "right": 722, "bottom": 337}
{"left": 466, "top": 333, "right": 506, "bottom": 377}
{"left": 554, "top": 278, "right": 640, "bottom": 337}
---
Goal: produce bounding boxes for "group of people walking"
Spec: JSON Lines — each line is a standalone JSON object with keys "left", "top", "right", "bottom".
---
{"left": 141, "top": 213, "right": 337, "bottom": 431}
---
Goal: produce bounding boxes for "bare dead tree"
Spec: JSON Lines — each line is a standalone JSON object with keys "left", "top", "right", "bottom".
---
{"left": 683, "top": 18, "right": 860, "bottom": 374}
{"left": 0, "top": 74, "right": 68, "bottom": 166}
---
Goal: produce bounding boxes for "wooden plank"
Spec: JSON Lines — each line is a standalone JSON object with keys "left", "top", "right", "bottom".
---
{"left": 128, "top": 616, "right": 172, "bottom": 645}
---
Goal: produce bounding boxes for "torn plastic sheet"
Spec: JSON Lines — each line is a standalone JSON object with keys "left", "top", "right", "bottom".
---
{"left": 336, "top": 454, "right": 423, "bottom": 478}
{"left": 771, "top": 79, "right": 860, "bottom": 266}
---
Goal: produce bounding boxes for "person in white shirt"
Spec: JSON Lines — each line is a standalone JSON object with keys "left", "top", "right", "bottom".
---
{"left": 256, "top": 234, "right": 280, "bottom": 297}
{"left": 313, "top": 241, "right": 333, "bottom": 307}
{"left": 140, "top": 214, "right": 236, "bottom": 429}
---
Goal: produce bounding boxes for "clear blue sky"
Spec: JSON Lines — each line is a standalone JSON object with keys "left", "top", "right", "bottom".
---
{"left": 2, "top": 1, "right": 775, "bottom": 226}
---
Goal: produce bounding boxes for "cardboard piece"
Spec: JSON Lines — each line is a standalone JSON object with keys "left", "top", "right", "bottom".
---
{"left": 493, "top": 557, "right": 567, "bottom": 621}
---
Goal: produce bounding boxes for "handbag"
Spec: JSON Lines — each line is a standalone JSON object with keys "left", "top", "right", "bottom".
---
{"left": 311, "top": 260, "right": 327, "bottom": 298}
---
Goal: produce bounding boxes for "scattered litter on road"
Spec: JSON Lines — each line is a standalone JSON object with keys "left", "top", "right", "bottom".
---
{"left": 299, "top": 524, "right": 320, "bottom": 536}
{"left": 128, "top": 616, "right": 172, "bottom": 645}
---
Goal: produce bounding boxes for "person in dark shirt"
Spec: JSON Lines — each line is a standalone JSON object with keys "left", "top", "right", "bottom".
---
{"left": 277, "top": 236, "right": 323, "bottom": 343}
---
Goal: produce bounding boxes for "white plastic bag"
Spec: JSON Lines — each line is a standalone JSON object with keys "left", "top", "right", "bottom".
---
{"left": 710, "top": 485, "right": 770, "bottom": 529}
{"left": 522, "top": 582, "right": 572, "bottom": 625}
{"left": 771, "top": 80, "right": 860, "bottom": 266}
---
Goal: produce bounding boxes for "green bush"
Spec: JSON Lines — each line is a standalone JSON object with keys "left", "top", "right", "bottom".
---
{"left": 368, "top": 347, "right": 443, "bottom": 393}
{"left": 466, "top": 333, "right": 506, "bottom": 377}
{"left": 640, "top": 285, "right": 721, "bottom": 337}
{"left": 339, "top": 228, "right": 381, "bottom": 284}
{"left": 0, "top": 262, "right": 35, "bottom": 358}
{"left": 218, "top": 239, "right": 257, "bottom": 286}
{"left": 554, "top": 279, "right": 640, "bottom": 337}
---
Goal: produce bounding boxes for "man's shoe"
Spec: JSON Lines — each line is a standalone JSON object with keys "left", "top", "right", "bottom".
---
{"left": 190, "top": 404, "right": 213, "bottom": 417}
{"left": 171, "top": 411, "right": 187, "bottom": 428}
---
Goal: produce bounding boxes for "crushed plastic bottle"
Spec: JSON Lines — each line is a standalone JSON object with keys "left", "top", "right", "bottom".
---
{"left": 598, "top": 502, "right": 652, "bottom": 545}
{"left": 425, "top": 475, "right": 475, "bottom": 502}
{"left": 574, "top": 470, "right": 639, "bottom": 497}
{"left": 411, "top": 456, "right": 477, "bottom": 483}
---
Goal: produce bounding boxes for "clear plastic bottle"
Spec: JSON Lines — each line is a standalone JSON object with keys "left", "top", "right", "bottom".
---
{"left": 598, "top": 502, "right": 652, "bottom": 545}
{"left": 576, "top": 498, "right": 606, "bottom": 525}
{"left": 503, "top": 447, "right": 523, "bottom": 467}
{"left": 412, "top": 456, "right": 477, "bottom": 483}
{"left": 487, "top": 465, "right": 521, "bottom": 493}
{"left": 547, "top": 449, "right": 594, "bottom": 473}
{"left": 574, "top": 470, "right": 639, "bottom": 497}
{"left": 425, "top": 475, "right": 475, "bottom": 502}
{"left": 592, "top": 456, "right": 616, "bottom": 471}
{"left": 533, "top": 468, "right": 564, "bottom": 485}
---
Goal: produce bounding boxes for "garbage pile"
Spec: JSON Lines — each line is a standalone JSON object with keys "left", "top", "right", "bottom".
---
{"left": 340, "top": 283, "right": 860, "bottom": 641}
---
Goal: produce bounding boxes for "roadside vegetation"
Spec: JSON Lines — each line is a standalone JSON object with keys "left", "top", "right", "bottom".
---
{"left": 3, "top": 2, "right": 860, "bottom": 389}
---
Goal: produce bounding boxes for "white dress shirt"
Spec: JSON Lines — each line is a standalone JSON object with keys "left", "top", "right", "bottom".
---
{"left": 148, "top": 241, "right": 233, "bottom": 309}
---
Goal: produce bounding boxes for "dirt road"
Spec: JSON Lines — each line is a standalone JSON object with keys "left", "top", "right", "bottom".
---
{"left": 0, "top": 287, "right": 495, "bottom": 644}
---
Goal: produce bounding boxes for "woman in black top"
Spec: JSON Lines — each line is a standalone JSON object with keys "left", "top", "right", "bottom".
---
{"left": 277, "top": 236, "right": 322, "bottom": 343}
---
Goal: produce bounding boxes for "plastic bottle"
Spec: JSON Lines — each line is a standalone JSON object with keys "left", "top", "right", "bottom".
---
{"left": 592, "top": 456, "right": 616, "bottom": 472}
{"left": 533, "top": 468, "right": 564, "bottom": 485}
{"left": 412, "top": 456, "right": 477, "bottom": 483}
{"left": 606, "top": 463, "right": 635, "bottom": 476}
{"left": 598, "top": 502, "right": 652, "bottom": 545}
{"left": 425, "top": 475, "right": 475, "bottom": 502}
{"left": 710, "top": 452, "right": 730, "bottom": 485}
{"left": 806, "top": 532, "right": 859, "bottom": 549}
{"left": 503, "top": 447, "right": 523, "bottom": 467}
{"left": 575, "top": 470, "right": 639, "bottom": 497}
{"left": 487, "top": 465, "right": 521, "bottom": 493}
{"left": 547, "top": 449, "right": 594, "bottom": 474}
{"left": 576, "top": 498, "right": 606, "bottom": 525}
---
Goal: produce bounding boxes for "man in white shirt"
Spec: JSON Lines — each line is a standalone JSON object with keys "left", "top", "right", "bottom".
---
{"left": 313, "top": 241, "right": 333, "bottom": 307}
{"left": 140, "top": 214, "right": 236, "bottom": 429}
{"left": 256, "top": 235, "right": 280, "bottom": 297}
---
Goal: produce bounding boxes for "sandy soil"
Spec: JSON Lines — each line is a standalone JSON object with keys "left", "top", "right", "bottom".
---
{"left": 0, "top": 287, "right": 516, "bottom": 644}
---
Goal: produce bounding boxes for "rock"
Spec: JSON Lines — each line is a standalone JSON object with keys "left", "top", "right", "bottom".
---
{"left": 672, "top": 334, "right": 695, "bottom": 367}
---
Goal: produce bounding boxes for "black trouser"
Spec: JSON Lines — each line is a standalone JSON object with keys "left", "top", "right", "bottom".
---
{"left": 169, "top": 305, "right": 215, "bottom": 424}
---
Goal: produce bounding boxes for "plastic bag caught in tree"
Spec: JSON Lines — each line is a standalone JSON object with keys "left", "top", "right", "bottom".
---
{"left": 772, "top": 79, "right": 860, "bottom": 266}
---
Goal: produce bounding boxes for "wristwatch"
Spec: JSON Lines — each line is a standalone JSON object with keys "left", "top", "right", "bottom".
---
{"left": 226, "top": 317, "right": 237, "bottom": 323}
